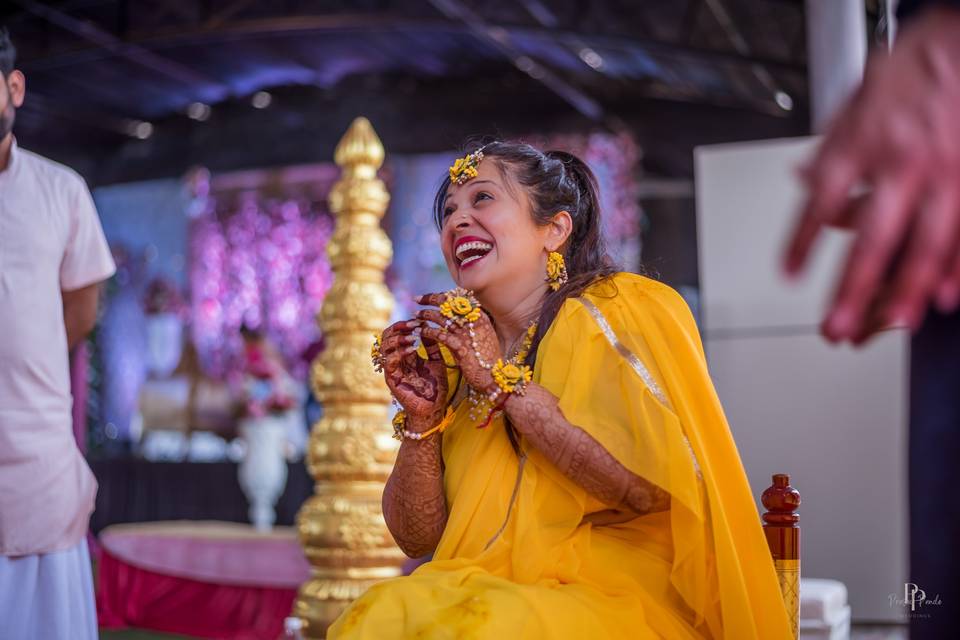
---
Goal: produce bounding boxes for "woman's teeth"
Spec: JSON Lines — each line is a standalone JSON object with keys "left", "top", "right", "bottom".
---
{"left": 456, "top": 240, "right": 493, "bottom": 265}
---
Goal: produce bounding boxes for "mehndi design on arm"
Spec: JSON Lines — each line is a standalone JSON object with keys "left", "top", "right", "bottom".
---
{"left": 505, "top": 383, "right": 670, "bottom": 516}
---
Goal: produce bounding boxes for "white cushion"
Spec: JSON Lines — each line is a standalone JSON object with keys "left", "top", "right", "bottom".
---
{"left": 800, "top": 578, "right": 848, "bottom": 622}
{"left": 799, "top": 577, "right": 850, "bottom": 640}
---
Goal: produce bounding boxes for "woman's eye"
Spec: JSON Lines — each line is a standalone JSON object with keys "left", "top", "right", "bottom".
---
{"left": 474, "top": 192, "right": 491, "bottom": 203}
{"left": 443, "top": 207, "right": 454, "bottom": 218}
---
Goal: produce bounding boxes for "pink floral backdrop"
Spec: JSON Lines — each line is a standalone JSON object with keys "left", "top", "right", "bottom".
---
{"left": 189, "top": 192, "right": 334, "bottom": 380}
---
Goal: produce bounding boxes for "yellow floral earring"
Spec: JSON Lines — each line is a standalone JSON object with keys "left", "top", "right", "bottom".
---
{"left": 546, "top": 251, "right": 568, "bottom": 291}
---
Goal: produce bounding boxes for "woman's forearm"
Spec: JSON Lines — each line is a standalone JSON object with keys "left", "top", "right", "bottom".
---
{"left": 382, "top": 415, "right": 448, "bottom": 558}
{"left": 503, "top": 383, "right": 669, "bottom": 515}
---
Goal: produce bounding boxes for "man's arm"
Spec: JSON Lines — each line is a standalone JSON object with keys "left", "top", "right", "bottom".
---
{"left": 783, "top": 6, "right": 960, "bottom": 343}
{"left": 62, "top": 283, "right": 100, "bottom": 350}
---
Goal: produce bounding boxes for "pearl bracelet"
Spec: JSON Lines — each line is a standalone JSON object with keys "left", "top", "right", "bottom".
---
{"left": 391, "top": 407, "right": 456, "bottom": 441}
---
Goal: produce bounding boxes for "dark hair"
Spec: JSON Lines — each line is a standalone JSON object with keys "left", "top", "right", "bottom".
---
{"left": 433, "top": 139, "right": 620, "bottom": 453}
{"left": 0, "top": 28, "right": 15, "bottom": 78}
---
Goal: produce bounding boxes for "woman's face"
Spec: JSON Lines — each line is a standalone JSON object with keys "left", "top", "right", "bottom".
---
{"left": 439, "top": 160, "right": 551, "bottom": 297}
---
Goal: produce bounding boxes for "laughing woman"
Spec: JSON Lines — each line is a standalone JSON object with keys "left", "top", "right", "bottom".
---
{"left": 328, "top": 141, "right": 792, "bottom": 639}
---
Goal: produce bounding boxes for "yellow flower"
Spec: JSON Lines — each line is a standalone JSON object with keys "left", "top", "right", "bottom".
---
{"left": 450, "top": 157, "right": 479, "bottom": 183}
{"left": 501, "top": 363, "right": 522, "bottom": 383}
{"left": 449, "top": 151, "right": 484, "bottom": 184}
{"left": 547, "top": 260, "right": 560, "bottom": 279}
{"left": 449, "top": 158, "right": 467, "bottom": 182}
{"left": 546, "top": 253, "right": 566, "bottom": 291}
{"left": 371, "top": 332, "right": 384, "bottom": 371}
{"left": 391, "top": 410, "right": 407, "bottom": 441}
{"left": 450, "top": 296, "right": 473, "bottom": 316}
{"left": 492, "top": 359, "right": 532, "bottom": 393}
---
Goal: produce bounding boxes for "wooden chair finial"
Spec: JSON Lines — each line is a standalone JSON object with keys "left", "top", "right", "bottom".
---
{"left": 762, "top": 473, "right": 801, "bottom": 639}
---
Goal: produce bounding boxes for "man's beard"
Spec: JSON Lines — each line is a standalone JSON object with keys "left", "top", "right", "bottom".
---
{"left": 0, "top": 100, "right": 15, "bottom": 141}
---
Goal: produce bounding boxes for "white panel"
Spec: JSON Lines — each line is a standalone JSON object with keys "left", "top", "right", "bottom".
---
{"left": 695, "top": 137, "right": 851, "bottom": 333}
{"left": 706, "top": 331, "right": 908, "bottom": 623}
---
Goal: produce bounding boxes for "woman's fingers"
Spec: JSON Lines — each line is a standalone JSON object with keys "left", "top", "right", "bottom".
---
{"left": 384, "top": 336, "right": 418, "bottom": 372}
{"left": 415, "top": 292, "right": 447, "bottom": 308}
{"left": 380, "top": 319, "right": 422, "bottom": 358}
{"left": 384, "top": 347, "right": 426, "bottom": 399}
{"left": 422, "top": 334, "right": 443, "bottom": 361}
{"left": 416, "top": 308, "right": 451, "bottom": 329}
{"left": 381, "top": 331, "right": 414, "bottom": 356}
{"left": 420, "top": 325, "right": 466, "bottom": 359}
{"left": 380, "top": 319, "right": 416, "bottom": 345}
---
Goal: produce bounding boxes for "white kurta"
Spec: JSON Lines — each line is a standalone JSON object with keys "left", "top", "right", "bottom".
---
{"left": 0, "top": 139, "right": 115, "bottom": 637}
{"left": 0, "top": 139, "right": 115, "bottom": 556}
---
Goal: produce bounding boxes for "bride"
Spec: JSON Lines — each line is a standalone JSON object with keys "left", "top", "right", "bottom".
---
{"left": 328, "top": 141, "right": 792, "bottom": 639}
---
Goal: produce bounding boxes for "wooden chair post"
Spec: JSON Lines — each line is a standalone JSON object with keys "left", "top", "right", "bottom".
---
{"left": 762, "top": 473, "right": 801, "bottom": 638}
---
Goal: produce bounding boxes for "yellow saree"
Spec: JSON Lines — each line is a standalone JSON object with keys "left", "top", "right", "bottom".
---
{"left": 328, "top": 272, "right": 792, "bottom": 639}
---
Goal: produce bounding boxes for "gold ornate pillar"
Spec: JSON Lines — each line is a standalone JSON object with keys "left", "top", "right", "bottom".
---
{"left": 293, "top": 117, "right": 405, "bottom": 638}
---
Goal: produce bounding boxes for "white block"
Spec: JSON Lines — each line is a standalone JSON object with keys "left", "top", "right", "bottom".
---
{"left": 801, "top": 578, "right": 849, "bottom": 627}
{"left": 695, "top": 137, "right": 852, "bottom": 333}
{"left": 705, "top": 332, "right": 908, "bottom": 622}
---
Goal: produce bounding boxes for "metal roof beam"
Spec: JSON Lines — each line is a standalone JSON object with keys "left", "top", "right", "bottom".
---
{"left": 12, "top": 0, "right": 232, "bottom": 103}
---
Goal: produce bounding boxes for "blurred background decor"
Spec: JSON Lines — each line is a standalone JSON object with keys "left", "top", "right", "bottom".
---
{"left": 0, "top": 1, "right": 905, "bottom": 638}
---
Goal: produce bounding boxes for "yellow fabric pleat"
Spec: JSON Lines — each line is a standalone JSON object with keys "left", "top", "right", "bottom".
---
{"left": 327, "top": 272, "right": 792, "bottom": 639}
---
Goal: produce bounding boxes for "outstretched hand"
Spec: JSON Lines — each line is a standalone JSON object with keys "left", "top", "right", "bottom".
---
{"left": 379, "top": 319, "right": 448, "bottom": 428}
{"left": 414, "top": 292, "right": 502, "bottom": 394}
{"left": 782, "top": 7, "right": 960, "bottom": 344}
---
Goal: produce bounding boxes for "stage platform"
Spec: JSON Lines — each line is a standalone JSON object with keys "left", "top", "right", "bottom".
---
{"left": 97, "top": 521, "right": 310, "bottom": 640}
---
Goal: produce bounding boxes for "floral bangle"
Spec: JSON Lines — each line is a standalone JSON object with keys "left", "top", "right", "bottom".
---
{"left": 391, "top": 407, "right": 456, "bottom": 442}
{"left": 491, "top": 359, "right": 533, "bottom": 396}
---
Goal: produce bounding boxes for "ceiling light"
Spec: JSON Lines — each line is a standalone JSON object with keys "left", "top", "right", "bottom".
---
{"left": 187, "top": 102, "right": 212, "bottom": 121}
{"left": 515, "top": 56, "right": 535, "bottom": 73}
{"left": 251, "top": 91, "right": 272, "bottom": 109}
{"left": 515, "top": 56, "right": 545, "bottom": 80}
{"left": 127, "top": 121, "right": 153, "bottom": 139}
{"left": 775, "top": 91, "right": 794, "bottom": 111}
{"left": 578, "top": 47, "right": 604, "bottom": 70}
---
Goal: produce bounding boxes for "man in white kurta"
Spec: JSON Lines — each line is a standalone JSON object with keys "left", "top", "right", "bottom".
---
{"left": 0, "top": 29, "right": 116, "bottom": 639}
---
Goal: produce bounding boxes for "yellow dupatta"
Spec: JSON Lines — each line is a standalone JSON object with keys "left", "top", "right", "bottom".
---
{"left": 328, "top": 272, "right": 792, "bottom": 639}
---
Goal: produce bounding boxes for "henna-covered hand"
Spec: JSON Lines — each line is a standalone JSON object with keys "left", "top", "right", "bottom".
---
{"left": 504, "top": 383, "right": 670, "bottom": 519}
{"left": 414, "top": 292, "right": 502, "bottom": 394}
{"left": 379, "top": 317, "right": 451, "bottom": 557}
{"left": 380, "top": 319, "right": 448, "bottom": 428}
